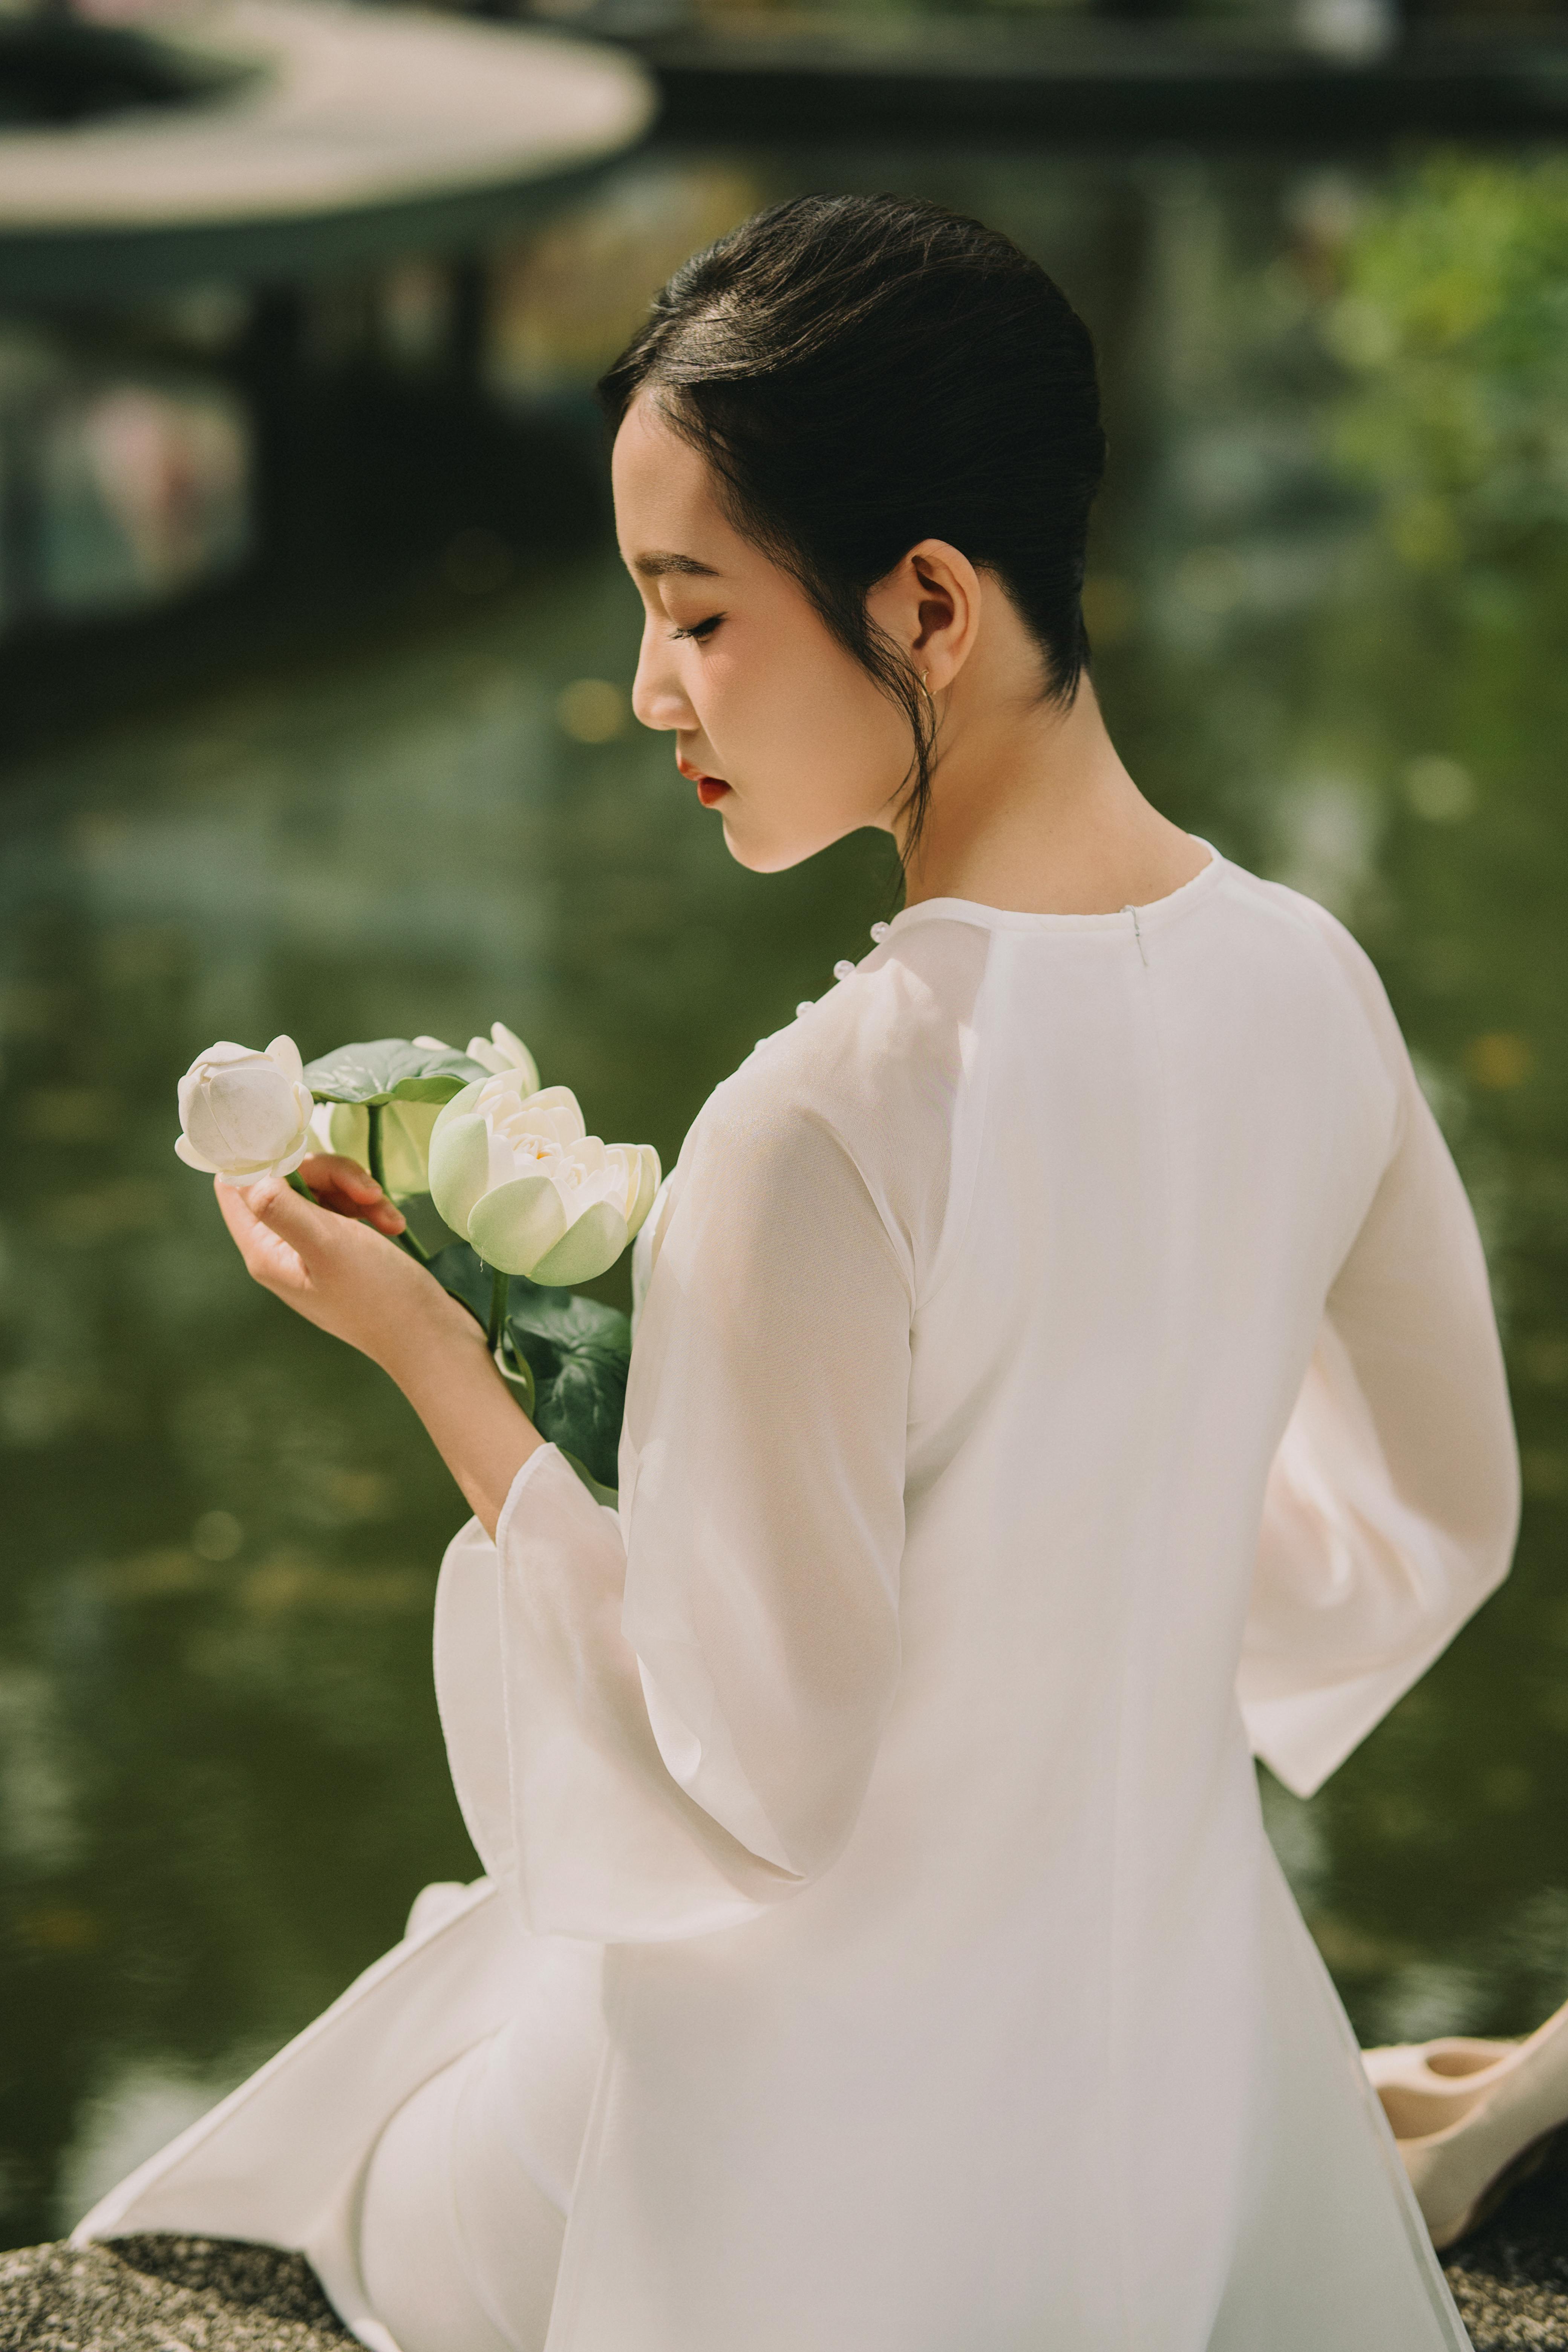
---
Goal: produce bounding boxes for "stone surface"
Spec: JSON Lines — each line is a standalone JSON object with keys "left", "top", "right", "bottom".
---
{"left": 0, "top": 2233, "right": 356, "bottom": 2350}
{"left": 7, "top": 2174, "right": 1568, "bottom": 2350}
{"left": 1446, "top": 2127, "right": 1568, "bottom": 2350}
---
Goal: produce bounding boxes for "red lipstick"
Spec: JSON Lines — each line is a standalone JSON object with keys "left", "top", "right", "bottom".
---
{"left": 677, "top": 753, "right": 732, "bottom": 808}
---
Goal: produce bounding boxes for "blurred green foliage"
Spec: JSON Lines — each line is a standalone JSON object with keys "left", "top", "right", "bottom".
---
{"left": 1328, "top": 154, "right": 1568, "bottom": 568}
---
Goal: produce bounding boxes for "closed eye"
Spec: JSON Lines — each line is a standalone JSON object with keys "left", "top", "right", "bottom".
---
{"left": 669, "top": 613, "right": 724, "bottom": 643}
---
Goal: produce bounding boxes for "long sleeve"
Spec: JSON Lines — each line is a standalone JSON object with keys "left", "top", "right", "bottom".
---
{"left": 1239, "top": 1032, "right": 1520, "bottom": 1799}
{"left": 487, "top": 1076, "right": 913, "bottom": 1943}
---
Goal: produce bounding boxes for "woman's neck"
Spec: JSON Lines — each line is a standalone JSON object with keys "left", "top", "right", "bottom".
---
{"left": 899, "top": 667, "right": 1208, "bottom": 919}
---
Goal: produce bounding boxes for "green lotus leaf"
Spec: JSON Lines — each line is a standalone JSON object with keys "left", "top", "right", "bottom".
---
{"left": 529, "top": 1201, "right": 629, "bottom": 1289}
{"left": 534, "top": 1343, "right": 630, "bottom": 1487}
{"left": 468, "top": 1174, "right": 567, "bottom": 1276}
{"left": 509, "top": 1285, "right": 631, "bottom": 1487}
{"left": 425, "top": 1240, "right": 496, "bottom": 1329}
{"left": 557, "top": 1450, "right": 619, "bottom": 1509}
{"left": 303, "top": 1038, "right": 490, "bottom": 1108}
{"left": 427, "top": 1109, "right": 492, "bottom": 1238}
{"left": 425, "top": 1243, "right": 631, "bottom": 1490}
{"left": 507, "top": 1285, "right": 631, "bottom": 1355}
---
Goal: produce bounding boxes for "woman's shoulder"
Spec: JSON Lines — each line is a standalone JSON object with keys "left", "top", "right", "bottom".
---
{"left": 717, "top": 913, "right": 989, "bottom": 1142}
{"left": 1213, "top": 862, "right": 1409, "bottom": 1083}
{"left": 684, "top": 916, "right": 993, "bottom": 1284}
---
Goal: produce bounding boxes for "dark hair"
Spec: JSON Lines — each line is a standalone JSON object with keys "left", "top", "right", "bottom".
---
{"left": 598, "top": 192, "right": 1106, "bottom": 863}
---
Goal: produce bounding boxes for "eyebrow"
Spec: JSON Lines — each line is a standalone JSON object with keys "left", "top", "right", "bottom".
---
{"left": 629, "top": 551, "right": 721, "bottom": 582}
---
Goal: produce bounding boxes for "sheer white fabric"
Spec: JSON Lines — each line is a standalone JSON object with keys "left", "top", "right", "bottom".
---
{"left": 78, "top": 849, "right": 1517, "bottom": 2352}
{"left": 358, "top": 2024, "right": 564, "bottom": 2352}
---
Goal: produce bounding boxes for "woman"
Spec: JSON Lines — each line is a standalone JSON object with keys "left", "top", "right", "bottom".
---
{"left": 80, "top": 196, "right": 1517, "bottom": 2350}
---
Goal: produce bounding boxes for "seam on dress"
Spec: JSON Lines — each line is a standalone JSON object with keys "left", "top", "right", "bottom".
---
{"left": 494, "top": 1442, "right": 565, "bottom": 1561}
{"left": 802, "top": 1105, "right": 915, "bottom": 1311}
{"left": 1222, "top": 872, "right": 1404, "bottom": 1177}
{"left": 627, "top": 1104, "right": 909, "bottom": 1891}
{"left": 1110, "top": 903, "right": 1178, "bottom": 2352}
{"left": 886, "top": 842, "right": 1221, "bottom": 940}
{"left": 542, "top": 1950, "right": 634, "bottom": 2352}
{"left": 440, "top": 2047, "right": 521, "bottom": 2352}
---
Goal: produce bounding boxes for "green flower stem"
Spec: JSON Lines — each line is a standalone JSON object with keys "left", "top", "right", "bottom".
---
{"left": 494, "top": 1342, "right": 535, "bottom": 1418}
{"left": 359, "top": 1101, "right": 427, "bottom": 1260}
{"left": 367, "top": 1101, "right": 387, "bottom": 1195}
{"left": 486, "top": 1264, "right": 508, "bottom": 1353}
{"left": 287, "top": 1170, "right": 315, "bottom": 1199}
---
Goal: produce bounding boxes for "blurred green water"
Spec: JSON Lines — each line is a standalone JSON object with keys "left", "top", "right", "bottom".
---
{"left": 2, "top": 138, "right": 1566, "bottom": 2247}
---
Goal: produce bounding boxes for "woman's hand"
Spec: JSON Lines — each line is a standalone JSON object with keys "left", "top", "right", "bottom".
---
{"left": 214, "top": 1168, "right": 543, "bottom": 1535}
{"left": 215, "top": 1169, "right": 467, "bottom": 1372}
{"left": 293, "top": 1151, "right": 410, "bottom": 1240}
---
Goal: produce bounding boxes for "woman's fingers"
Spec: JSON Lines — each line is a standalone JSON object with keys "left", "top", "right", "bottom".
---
{"left": 299, "top": 1153, "right": 380, "bottom": 1201}
{"left": 297, "top": 1153, "right": 407, "bottom": 1236}
{"left": 215, "top": 1176, "right": 315, "bottom": 1294}
{"left": 241, "top": 1173, "right": 314, "bottom": 1237}
{"left": 215, "top": 1165, "right": 458, "bottom": 1368}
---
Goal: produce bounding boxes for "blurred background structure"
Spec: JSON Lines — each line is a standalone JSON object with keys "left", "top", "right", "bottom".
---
{"left": 1, "top": 0, "right": 1567, "bottom": 2268}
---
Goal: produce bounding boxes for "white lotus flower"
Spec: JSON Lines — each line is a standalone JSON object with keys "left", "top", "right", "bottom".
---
{"left": 175, "top": 1037, "right": 314, "bottom": 1182}
{"left": 460, "top": 1021, "right": 541, "bottom": 1091}
{"left": 428, "top": 1075, "right": 659, "bottom": 1285}
{"left": 307, "top": 1098, "right": 441, "bottom": 1199}
{"left": 299, "top": 1024, "right": 541, "bottom": 1200}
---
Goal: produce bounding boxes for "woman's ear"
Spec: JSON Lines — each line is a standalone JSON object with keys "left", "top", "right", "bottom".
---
{"left": 867, "top": 538, "right": 982, "bottom": 693}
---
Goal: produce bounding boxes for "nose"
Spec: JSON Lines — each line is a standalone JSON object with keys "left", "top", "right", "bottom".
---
{"left": 631, "top": 614, "right": 695, "bottom": 734}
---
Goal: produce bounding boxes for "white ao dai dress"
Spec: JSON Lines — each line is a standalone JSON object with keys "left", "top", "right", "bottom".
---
{"left": 80, "top": 848, "right": 1519, "bottom": 2352}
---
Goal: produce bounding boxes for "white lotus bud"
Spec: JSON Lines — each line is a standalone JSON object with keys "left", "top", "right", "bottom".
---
{"left": 175, "top": 1037, "right": 314, "bottom": 1182}
{"left": 428, "top": 1075, "right": 658, "bottom": 1285}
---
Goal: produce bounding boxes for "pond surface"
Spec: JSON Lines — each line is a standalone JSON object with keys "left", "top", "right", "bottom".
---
{"left": 2, "top": 135, "right": 1566, "bottom": 2248}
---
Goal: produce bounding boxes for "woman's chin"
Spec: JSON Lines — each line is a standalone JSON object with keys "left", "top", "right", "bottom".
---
{"left": 725, "top": 827, "right": 828, "bottom": 875}
{"left": 712, "top": 791, "right": 856, "bottom": 874}
{"left": 720, "top": 820, "right": 770, "bottom": 873}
